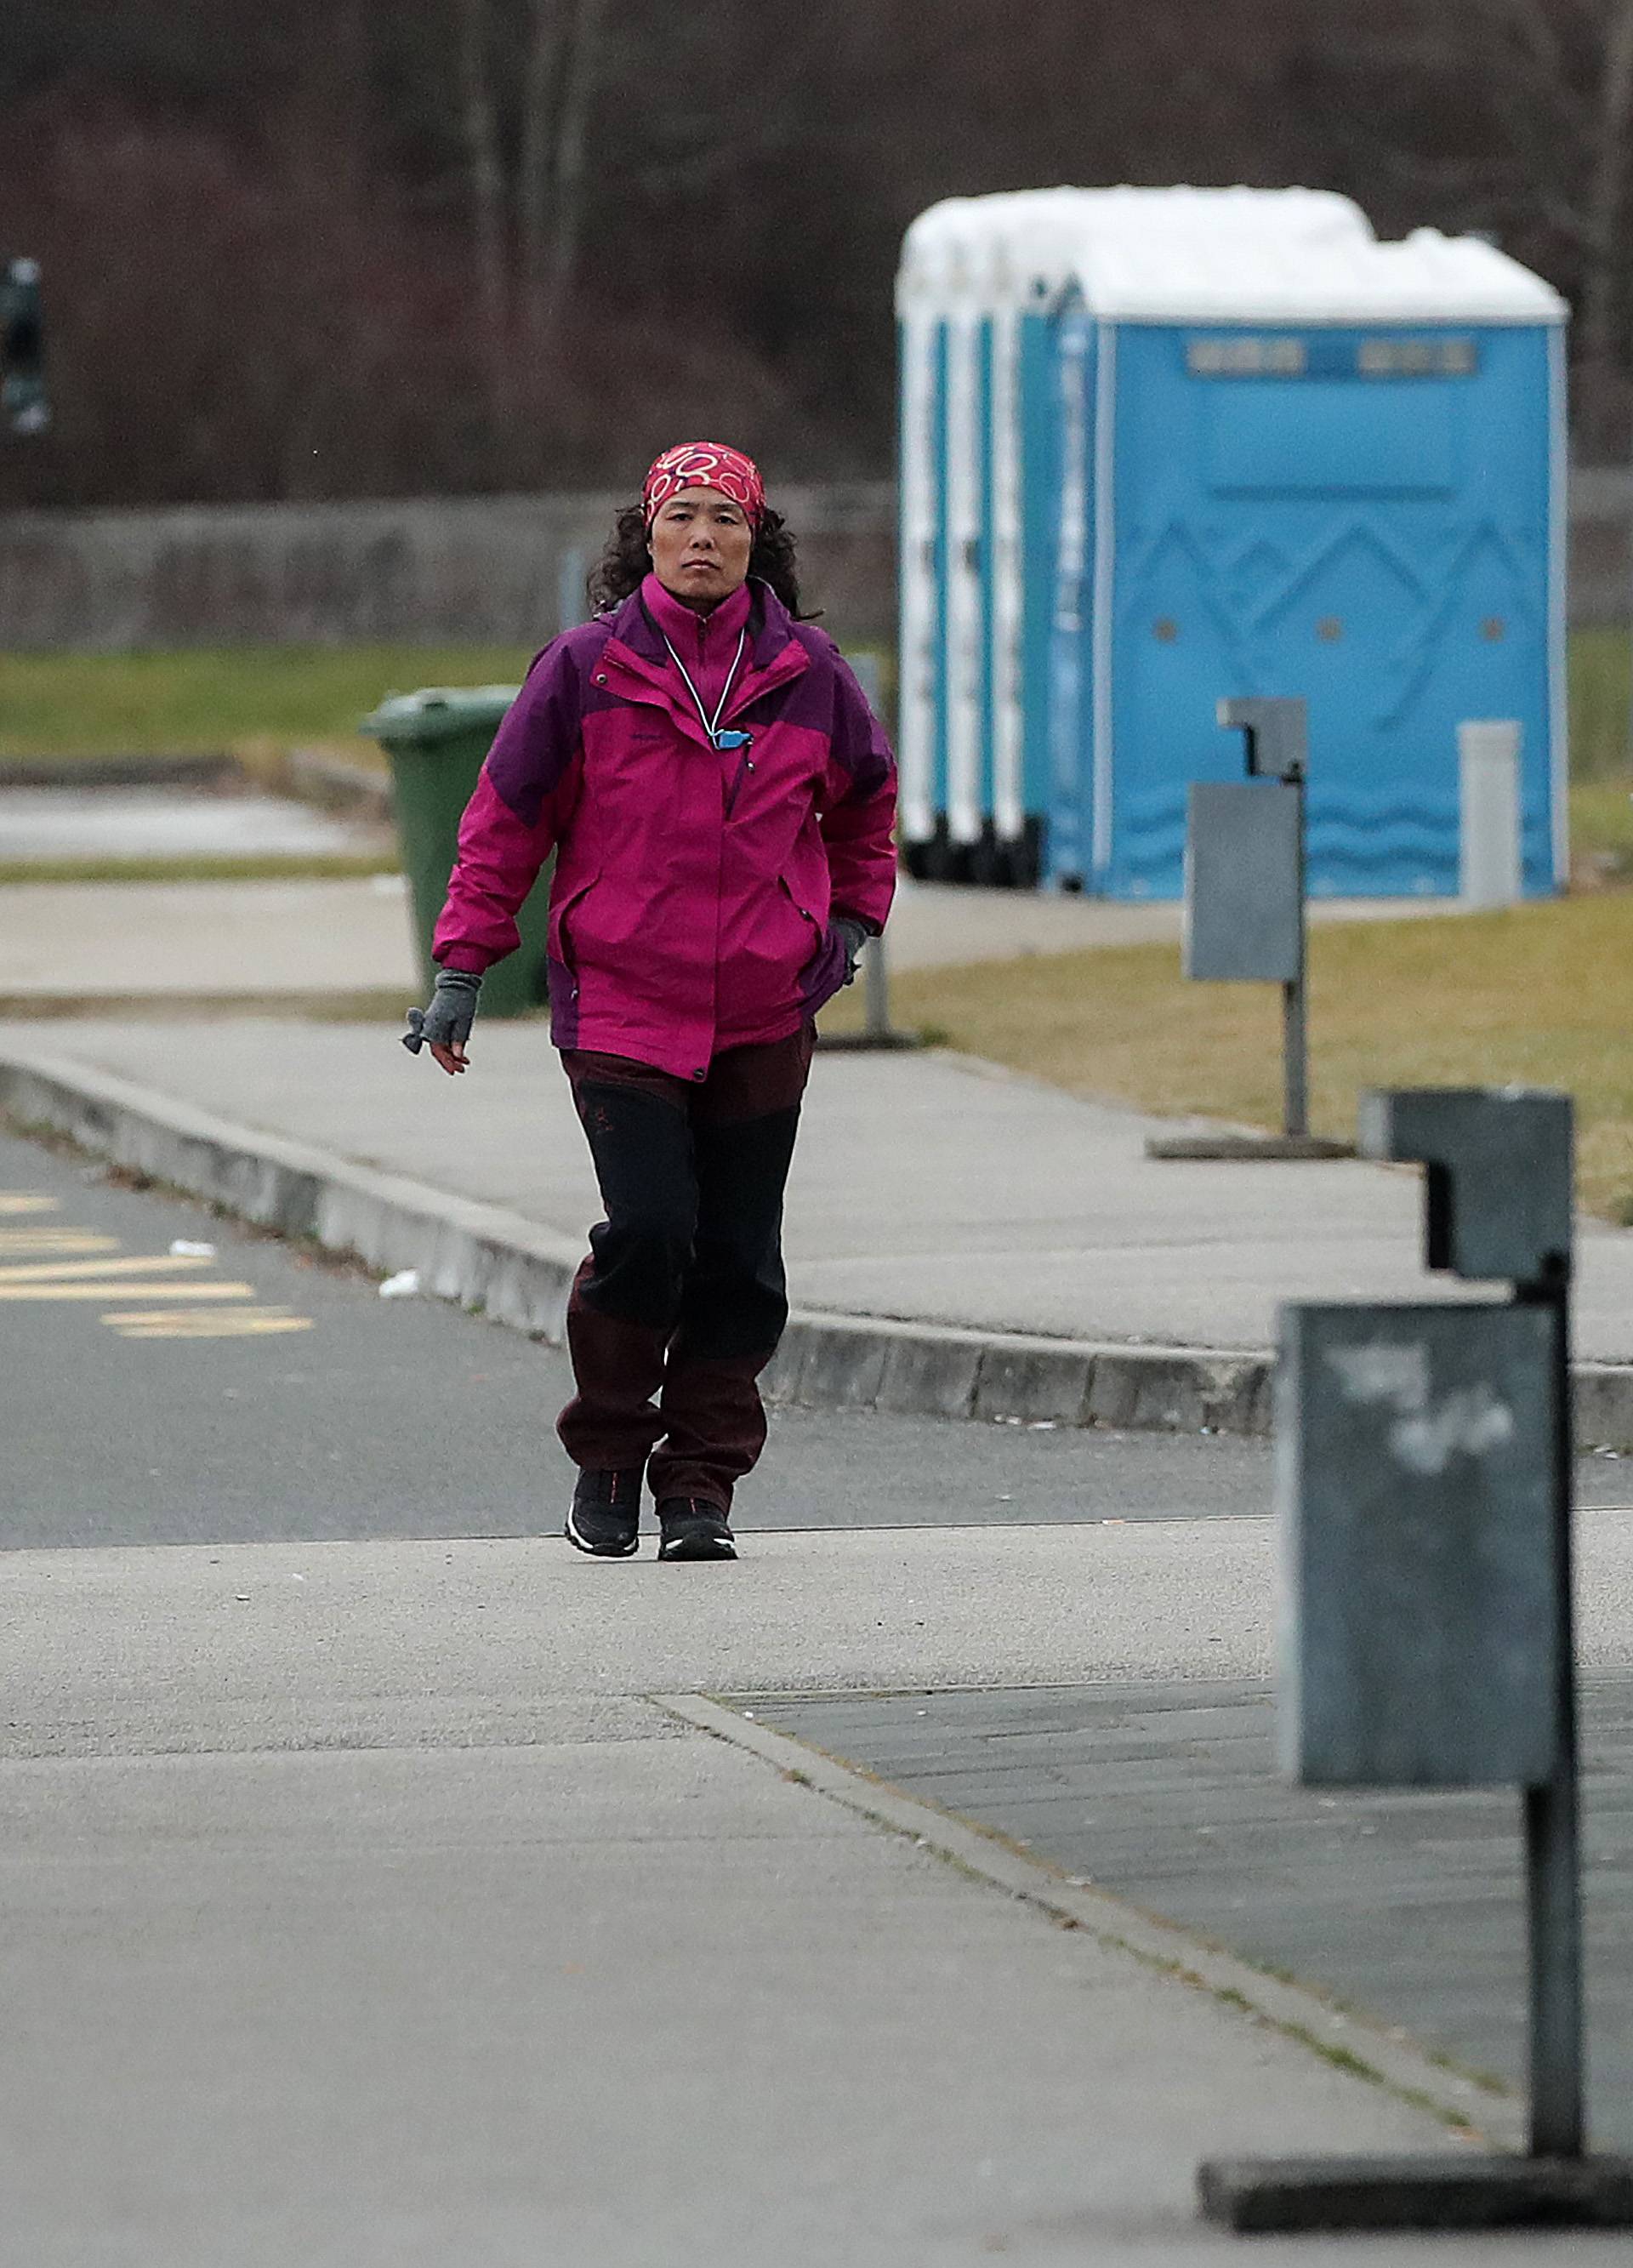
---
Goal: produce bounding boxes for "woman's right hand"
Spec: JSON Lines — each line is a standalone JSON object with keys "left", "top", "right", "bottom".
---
{"left": 402, "top": 968, "right": 482, "bottom": 1074}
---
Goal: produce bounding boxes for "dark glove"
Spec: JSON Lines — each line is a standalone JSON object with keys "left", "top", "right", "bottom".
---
{"left": 834, "top": 915, "right": 871, "bottom": 986}
{"left": 402, "top": 967, "right": 482, "bottom": 1054}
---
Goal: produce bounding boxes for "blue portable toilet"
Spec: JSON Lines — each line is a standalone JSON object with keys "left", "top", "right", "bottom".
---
{"left": 896, "top": 188, "right": 1568, "bottom": 897}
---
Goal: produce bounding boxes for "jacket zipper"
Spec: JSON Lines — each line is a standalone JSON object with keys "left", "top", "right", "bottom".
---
{"left": 556, "top": 874, "right": 597, "bottom": 996}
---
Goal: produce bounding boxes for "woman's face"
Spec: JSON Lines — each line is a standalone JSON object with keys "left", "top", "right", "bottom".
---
{"left": 647, "top": 487, "right": 754, "bottom": 607}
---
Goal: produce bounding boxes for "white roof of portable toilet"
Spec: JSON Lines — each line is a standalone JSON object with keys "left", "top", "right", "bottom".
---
{"left": 896, "top": 186, "right": 1567, "bottom": 326}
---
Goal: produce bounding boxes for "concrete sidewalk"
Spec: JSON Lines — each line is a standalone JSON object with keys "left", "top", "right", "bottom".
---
{"left": 6, "top": 1014, "right": 1633, "bottom": 1357}
{"left": 3, "top": 1016, "right": 1633, "bottom": 1442}
{"left": 9, "top": 1519, "right": 1614, "bottom": 2265}
{"left": 0, "top": 870, "right": 1457, "bottom": 998}
{"left": 5, "top": 1013, "right": 1633, "bottom": 1445}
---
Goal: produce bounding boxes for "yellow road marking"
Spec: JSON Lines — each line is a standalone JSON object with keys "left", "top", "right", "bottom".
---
{"left": 103, "top": 1307, "right": 313, "bottom": 1338}
{"left": 0, "top": 1202, "right": 314, "bottom": 1336}
{"left": 0, "top": 1253, "right": 213, "bottom": 1284}
{"left": 0, "top": 1281, "right": 256, "bottom": 1302}
{"left": 0, "top": 1230, "right": 121, "bottom": 1256}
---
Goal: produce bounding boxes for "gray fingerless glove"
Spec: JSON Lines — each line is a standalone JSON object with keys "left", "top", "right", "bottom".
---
{"left": 833, "top": 915, "right": 871, "bottom": 986}
{"left": 402, "top": 967, "right": 482, "bottom": 1054}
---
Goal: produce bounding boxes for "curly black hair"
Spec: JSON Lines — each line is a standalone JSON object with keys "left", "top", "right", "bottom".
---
{"left": 586, "top": 503, "right": 813, "bottom": 618}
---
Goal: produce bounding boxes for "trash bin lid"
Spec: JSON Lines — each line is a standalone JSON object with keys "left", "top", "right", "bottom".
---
{"left": 359, "top": 685, "right": 521, "bottom": 746}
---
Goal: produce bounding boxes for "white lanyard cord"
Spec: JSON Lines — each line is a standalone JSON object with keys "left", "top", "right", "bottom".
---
{"left": 662, "top": 626, "right": 747, "bottom": 747}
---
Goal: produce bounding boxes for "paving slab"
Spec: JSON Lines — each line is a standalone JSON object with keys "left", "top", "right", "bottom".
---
{"left": 752, "top": 1670, "right": 1633, "bottom": 2153}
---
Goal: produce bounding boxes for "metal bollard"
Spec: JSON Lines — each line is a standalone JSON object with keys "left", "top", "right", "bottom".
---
{"left": 1459, "top": 720, "right": 1523, "bottom": 909}
{"left": 556, "top": 544, "right": 588, "bottom": 634}
{"left": 818, "top": 649, "right": 918, "bottom": 1053}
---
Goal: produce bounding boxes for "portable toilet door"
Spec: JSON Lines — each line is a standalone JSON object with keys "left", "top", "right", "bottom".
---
{"left": 1043, "top": 297, "right": 1100, "bottom": 887}
{"left": 1103, "top": 312, "right": 1563, "bottom": 898}
{"left": 942, "top": 284, "right": 989, "bottom": 875}
{"left": 982, "top": 231, "right": 1055, "bottom": 886}
{"left": 896, "top": 202, "right": 994, "bottom": 883}
{"left": 896, "top": 273, "right": 943, "bottom": 867}
{"left": 898, "top": 198, "right": 1070, "bottom": 886}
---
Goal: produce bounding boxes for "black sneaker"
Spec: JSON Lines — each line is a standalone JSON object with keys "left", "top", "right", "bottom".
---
{"left": 656, "top": 1496, "right": 737, "bottom": 1561}
{"left": 565, "top": 1468, "right": 642, "bottom": 1558}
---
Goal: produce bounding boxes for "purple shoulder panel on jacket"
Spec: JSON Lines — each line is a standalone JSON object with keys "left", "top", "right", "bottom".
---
{"left": 795, "top": 627, "right": 893, "bottom": 798}
{"left": 484, "top": 618, "right": 612, "bottom": 826}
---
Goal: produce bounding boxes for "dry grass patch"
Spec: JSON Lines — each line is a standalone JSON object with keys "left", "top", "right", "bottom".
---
{"left": 832, "top": 895, "right": 1633, "bottom": 1221}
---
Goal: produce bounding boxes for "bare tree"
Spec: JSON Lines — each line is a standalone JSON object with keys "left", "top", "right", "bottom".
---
{"left": 540, "top": 0, "right": 611, "bottom": 336}
{"left": 457, "top": 0, "right": 512, "bottom": 419}
{"left": 1580, "top": 0, "right": 1633, "bottom": 432}
{"left": 1293, "top": 0, "right": 1633, "bottom": 452}
{"left": 518, "top": 0, "right": 570, "bottom": 337}
{"left": 14, "top": 0, "right": 1619, "bottom": 504}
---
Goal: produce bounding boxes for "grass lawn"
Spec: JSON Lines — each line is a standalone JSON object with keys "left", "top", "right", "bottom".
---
{"left": 1568, "top": 624, "right": 1631, "bottom": 781}
{"left": 822, "top": 894, "right": 1633, "bottom": 1221}
{"left": 1568, "top": 628, "right": 1633, "bottom": 871}
{"left": 0, "top": 637, "right": 890, "bottom": 768}
{"left": 7, "top": 637, "right": 1633, "bottom": 1207}
{"left": 0, "top": 853, "right": 397, "bottom": 886}
{"left": 0, "top": 645, "right": 539, "bottom": 765}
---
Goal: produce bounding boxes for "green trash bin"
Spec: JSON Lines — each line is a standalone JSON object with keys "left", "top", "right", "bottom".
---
{"left": 361, "top": 686, "right": 551, "bottom": 1020}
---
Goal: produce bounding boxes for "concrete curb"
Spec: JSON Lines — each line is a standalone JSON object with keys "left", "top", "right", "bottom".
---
{"left": 3, "top": 1042, "right": 1633, "bottom": 1448}
{"left": 0, "top": 755, "right": 241, "bottom": 790}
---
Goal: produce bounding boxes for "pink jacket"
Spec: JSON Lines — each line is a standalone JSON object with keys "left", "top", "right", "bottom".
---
{"left": 433, "top": 578, "right": 898, "bottom": 1081}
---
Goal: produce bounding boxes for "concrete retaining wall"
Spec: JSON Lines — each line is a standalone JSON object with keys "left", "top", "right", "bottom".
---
{"left": 0, "top": 483, "right": 896, "bottom": 652}
{"left": 0, "top": 470, "right": 1626, "bottom": 649}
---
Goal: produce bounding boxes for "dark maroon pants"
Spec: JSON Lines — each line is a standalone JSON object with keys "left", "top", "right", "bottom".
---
{"left": 555, "top": 1026, "right": 814, "bottom": 1510}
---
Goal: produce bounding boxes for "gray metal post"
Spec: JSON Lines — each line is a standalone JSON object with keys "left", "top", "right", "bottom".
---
{"left": 1521, "top": 1265, "right": 1585, "bottom": 2158}
{"left": 862, "top": 926, "right": 892, "bottom": 1043}
{"left": 557, "top": 544, "right": 588, "bottom": 634}
{"left": 817, "top": 648, "right": 918, "bottom": 1054}
{"left": 1150, "top": 697, "right": 1346, "bottom": 1161}
{"left": 1282, "top": 764, "right": 1309, "bottom": 1141}
{"left": 1224, "top": 698, "right": 1312, "bottom": 1142}
{"left": 1367, "top": 1090, "right": 1585, "bottom": 2161}
{"left": 1199, "top": 1089, "right": 1633, "bottom": 2233}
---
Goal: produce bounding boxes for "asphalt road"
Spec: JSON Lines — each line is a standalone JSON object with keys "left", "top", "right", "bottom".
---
{"left": 7, "top": 1120, "right": 1633, "bottom": 1552}
{"left": 0, "top": 1120, "right": 1295, "bottom": 1547}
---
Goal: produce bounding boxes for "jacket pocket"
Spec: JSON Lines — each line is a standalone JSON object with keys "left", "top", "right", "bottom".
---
{"left": 548, "top": 869, "right": 600, "bottom": 992}
{"left": 779, "top": 876, "right": 847, "bottom": 1016}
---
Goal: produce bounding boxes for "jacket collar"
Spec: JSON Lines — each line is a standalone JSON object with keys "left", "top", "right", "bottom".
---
{"left": 639, "top": 572, "right": 753, "bottom": 654}
{"left": 609, "top": 577, "right": 796, "bottom": 667}
{"left": 600, "top": 578, "right": 808, "bottom": 741}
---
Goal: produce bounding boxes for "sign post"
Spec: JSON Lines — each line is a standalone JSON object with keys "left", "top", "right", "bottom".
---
{"left": 1148, "top": 696, "right": 1349, "bottom": 1161}
{"left": 1199, "top": 1089, "right": 1633, "bottom": 2234}
{"left": 1, "top": 256, "right": 48, "bottom": 436}
{"left": 819, "top": 648, "right": 918, "bottom": 1053}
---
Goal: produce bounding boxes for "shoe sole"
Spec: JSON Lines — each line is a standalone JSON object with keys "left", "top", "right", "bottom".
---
{"left": 564, "top": 1507, "right": 640, "bottom": 1559}
{"left": 657, "top": 1534, "right": 737, "bottom": 1561}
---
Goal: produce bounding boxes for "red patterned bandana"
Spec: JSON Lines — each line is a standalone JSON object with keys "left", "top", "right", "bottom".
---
{"left": 642, "top": 442, "right": 765, "bottom": 531}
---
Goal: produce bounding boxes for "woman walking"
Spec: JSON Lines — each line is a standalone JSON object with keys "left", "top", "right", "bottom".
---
{"left": 404, "top": 443, "right": 897, "bottom": 1561}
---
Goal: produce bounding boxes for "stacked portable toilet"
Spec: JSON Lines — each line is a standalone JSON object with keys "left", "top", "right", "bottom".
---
{"left": 896, "top": 188, "right": 1568, "bottom": 897}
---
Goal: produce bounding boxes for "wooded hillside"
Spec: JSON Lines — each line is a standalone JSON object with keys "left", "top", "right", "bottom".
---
{"left": 3, "top": 1, "right": 1629, "bottom": 504}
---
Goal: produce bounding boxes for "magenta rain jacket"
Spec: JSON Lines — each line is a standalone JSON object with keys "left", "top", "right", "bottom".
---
{"left": 432, "top": 578, "right": 898, "bottom": 1082}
